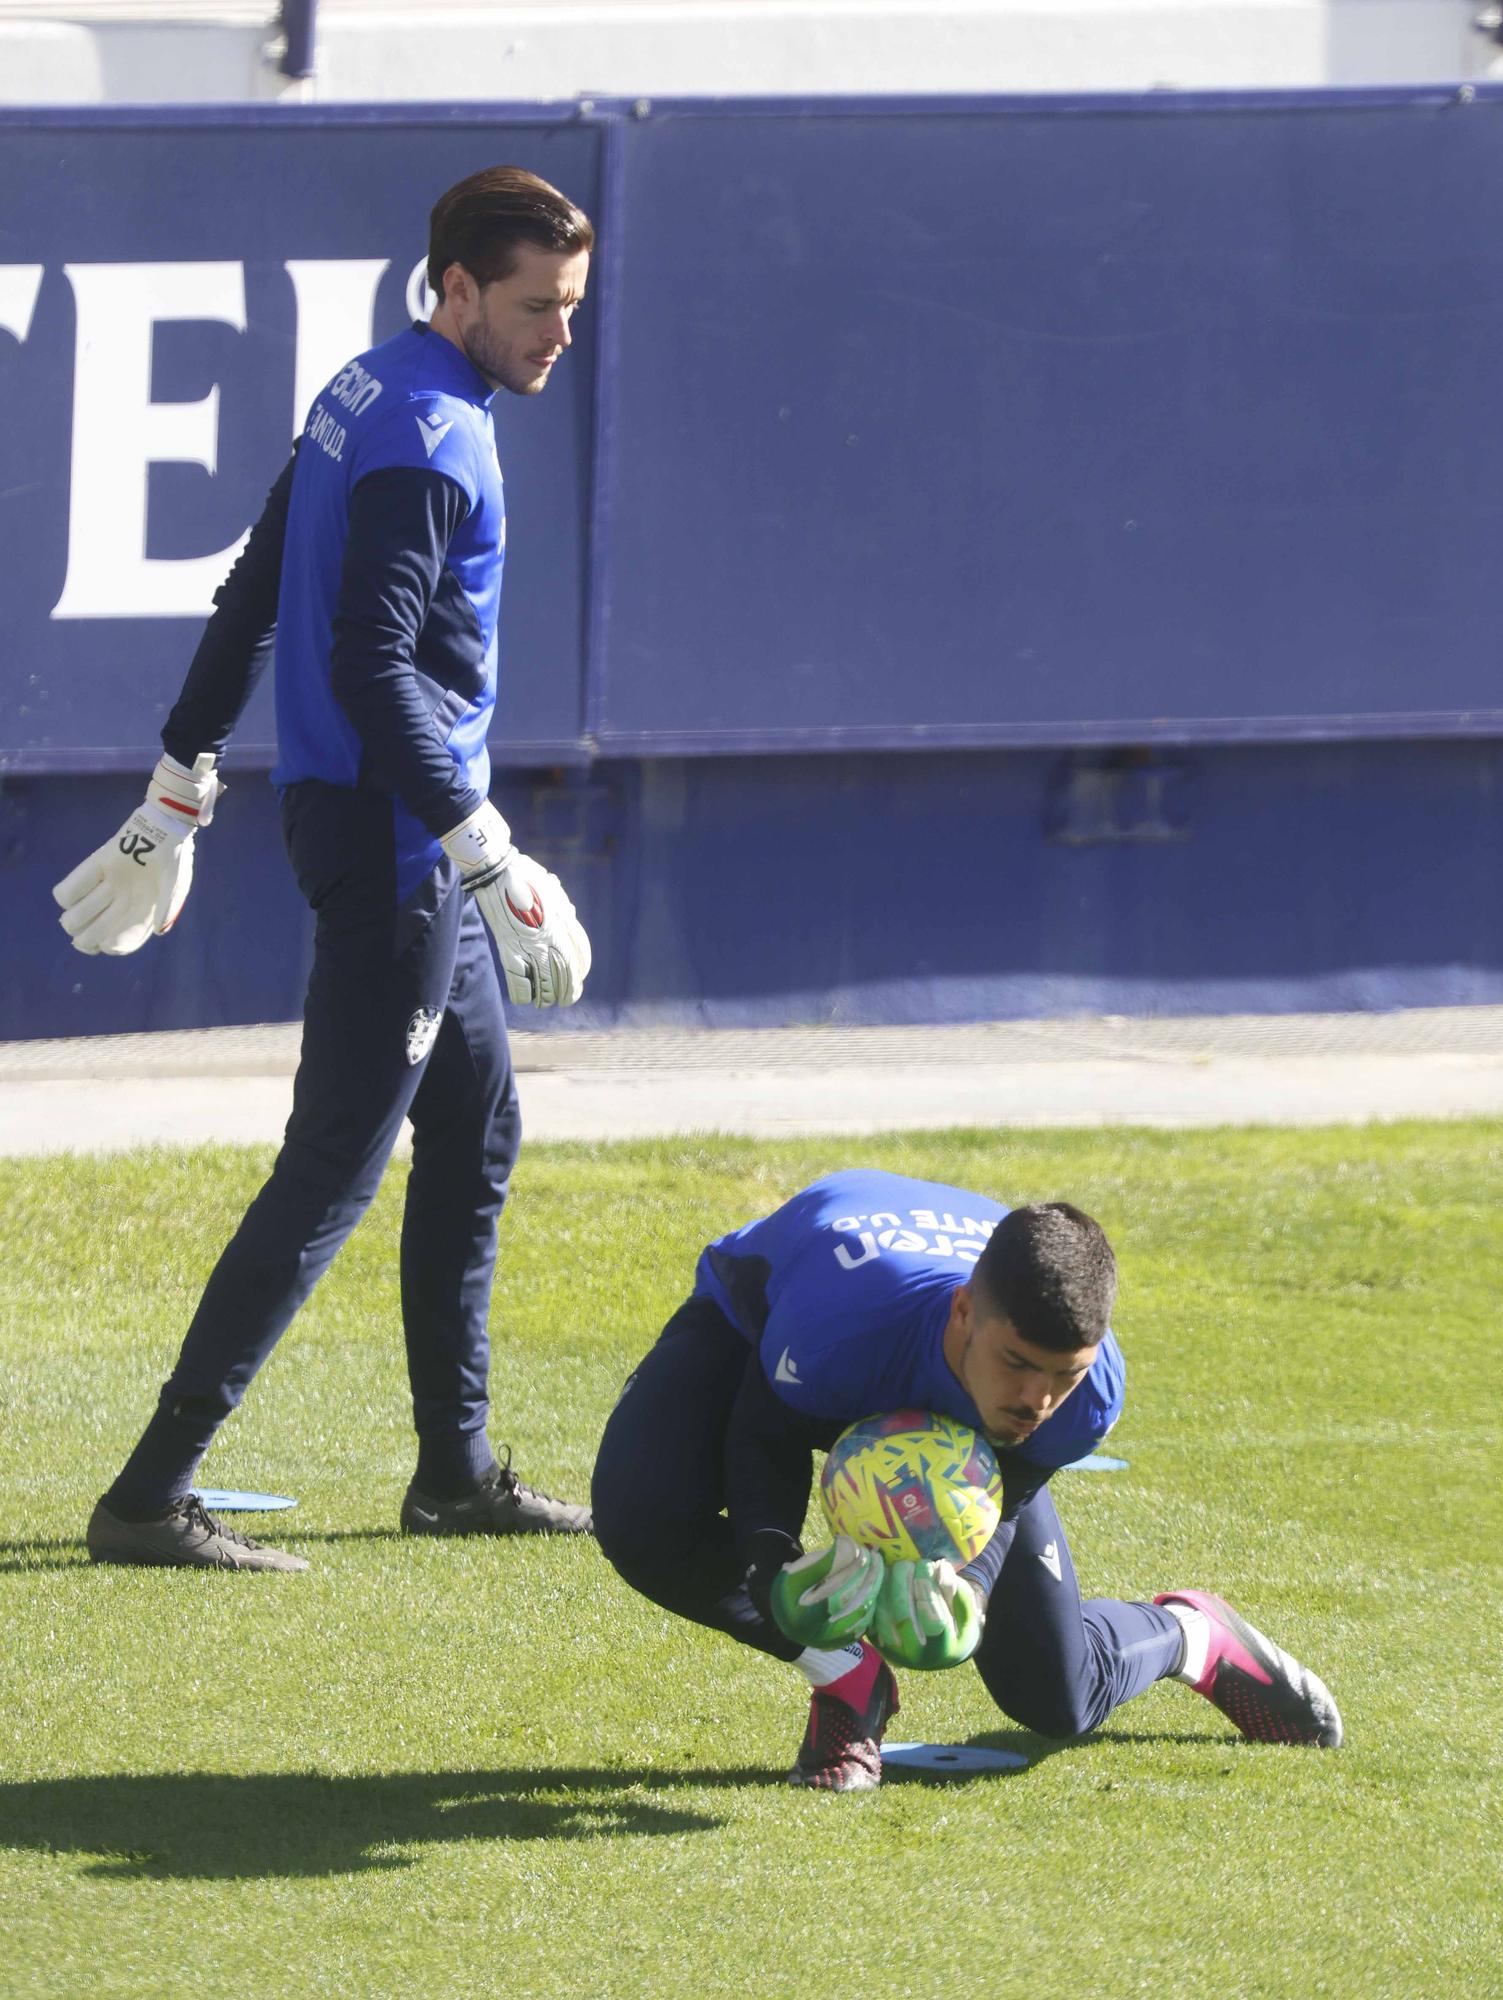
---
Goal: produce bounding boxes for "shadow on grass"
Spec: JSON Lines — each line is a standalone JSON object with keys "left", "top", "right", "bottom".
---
{"left": 0, "top": 1765, "right": 768, "bottom": 1880}
{"left": 2, "top": 1519, "right": 632, "bottom": 1568}
{"left": 0, "top": 1537, "right": 90, "bottom": 1573}
{"left": 967, "top": 1723, "right": 1240, "bottom": 1760}
{"left": 0, "top": 1527, "right": 474, "bottom": 1572}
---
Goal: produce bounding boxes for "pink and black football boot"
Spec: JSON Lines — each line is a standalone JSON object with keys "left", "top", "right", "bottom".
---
{"left": 790, "top": 1642, "right": 901, "bottom": 1792}
{"left": 1156, "top": 1591, "right": 1343, "bottom": 1747}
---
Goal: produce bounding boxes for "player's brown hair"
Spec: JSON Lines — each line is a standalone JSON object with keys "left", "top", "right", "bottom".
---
{"left": 972, "top": 1202, "right": 1117, "bottom": 1352}
{"left": 427, "top": 166, "right": 594, "bottom": 300}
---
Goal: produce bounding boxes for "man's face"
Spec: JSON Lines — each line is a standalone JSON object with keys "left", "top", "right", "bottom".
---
{"left": 439, "top": 243, "right": 589, "bottom": 396}
{"left": 942, "top": 1286, "right": 1098, "bottom": 1446}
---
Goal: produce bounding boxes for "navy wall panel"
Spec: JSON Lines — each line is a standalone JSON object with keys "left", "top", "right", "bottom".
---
{"left": 8, "top": 739, "right": 1500, "bottom": 1042}
{"left": 3, "top": 95, "right": 1501, "bottom": 1041}
{"left": 594, "top": 92, "right": 1503, "bottom": 752}
{"left": 608, "top": 740, "right": 1503, "bottom": 1023}
{"left": 3, "top": 92, "right": 1502, "bottom": 781}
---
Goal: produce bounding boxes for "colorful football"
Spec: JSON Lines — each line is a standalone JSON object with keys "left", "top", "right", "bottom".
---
{"left": 819, "top": 1410, "right": 1003, "bottom": 1565}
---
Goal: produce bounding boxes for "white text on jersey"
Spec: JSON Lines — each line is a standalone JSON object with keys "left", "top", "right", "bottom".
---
{"left": 306, "top": 401, "right": 346, "bottom": 463}
{"left": 327, "top": 358, "right": 384, "bottom": 416}
{"left": 830, "top": 1207, "right": 995, "bottom": 1273}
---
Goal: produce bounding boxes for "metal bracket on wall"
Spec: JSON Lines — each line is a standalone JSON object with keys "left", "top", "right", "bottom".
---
{"left": 1043, "top": 749, "right": 1190, "bottom": 847}
{"left": 514, "top": 768, "right": 627, "bottom": 872}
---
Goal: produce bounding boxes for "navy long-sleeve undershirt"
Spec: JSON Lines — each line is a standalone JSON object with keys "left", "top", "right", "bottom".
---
{"left": 161, "top": 449, "right": 297, "bottom": 767}
{"left": 328, "top": 467, "right": 485, "bottom": 837}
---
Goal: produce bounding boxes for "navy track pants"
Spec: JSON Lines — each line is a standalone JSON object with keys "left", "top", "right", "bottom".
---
{"left": 108, "top": 782, "right": 521, "bottom": 1509}
{"left": 593, "top": 1298, "right": 1184, "bottom": 1735}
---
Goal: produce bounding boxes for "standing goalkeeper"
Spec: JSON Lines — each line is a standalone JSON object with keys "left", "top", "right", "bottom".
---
{"left": 56, "top": 166, "right": 595, "bottom": 1571}
{"left": 593, "top": 1170, "right": 1343, "bottom": 1790}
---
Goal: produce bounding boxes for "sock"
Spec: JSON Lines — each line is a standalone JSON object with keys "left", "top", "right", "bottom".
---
{"left": 795, "top": 1640, "right": 878, "bottom": 1698}
{"left": 794, "top": 1641, "right": 867, "bottom": 1687}
{"left": 413, "top": 1432, "right": 499, "bottom": 1501}
{"left": 103, "top": 1396, "right": 219, "bottom": 1520}
{"left": 1160, "top": 1599, "right": 1211, "bottom": 1685}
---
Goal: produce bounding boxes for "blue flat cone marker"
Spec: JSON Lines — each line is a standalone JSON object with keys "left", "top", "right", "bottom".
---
{"left": 194, "top": 1489, "right": 298, "bottom": 1512}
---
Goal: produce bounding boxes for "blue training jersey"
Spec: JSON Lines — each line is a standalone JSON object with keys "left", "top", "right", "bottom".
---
{"left": 695, "top": 1169, "right": 1124, "bottom": 1472}
{"left": 271, "top": 323, "right": 506, "bottom": 899}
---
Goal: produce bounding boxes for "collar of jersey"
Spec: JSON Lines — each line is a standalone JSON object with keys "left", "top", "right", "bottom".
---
{"left": 411, "top": 321, "right": 495, "bottom": 407}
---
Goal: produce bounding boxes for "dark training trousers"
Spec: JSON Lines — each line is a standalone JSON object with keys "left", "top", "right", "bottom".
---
{"left": 593, "top": 1297, "right": 1185, "bottom": 1734}
{"left": 595, "top": 1299, "right": 801, "bottom": 1660}
{"left": 107, "top": 782, "right": 521, "bottom": 1514}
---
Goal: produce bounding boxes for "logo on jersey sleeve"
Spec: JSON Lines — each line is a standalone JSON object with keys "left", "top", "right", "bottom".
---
{"left": 774, "top": 1346, "right": 801, "bottom": 1385}
{"left": 416, "top": 411, "right": 454, "bottom": 459}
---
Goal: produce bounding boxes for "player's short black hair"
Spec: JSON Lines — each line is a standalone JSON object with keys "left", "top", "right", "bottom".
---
{"left": 427, "top": 165, "right": 594, "bottom": 300}
{"left": 971, "top": 1202, "right": 1117, "bottom": 1353}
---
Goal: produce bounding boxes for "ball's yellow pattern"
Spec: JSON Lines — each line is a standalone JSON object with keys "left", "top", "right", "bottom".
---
{"left": 819, "top": 1409, "right": 1002, "bottom": 1565}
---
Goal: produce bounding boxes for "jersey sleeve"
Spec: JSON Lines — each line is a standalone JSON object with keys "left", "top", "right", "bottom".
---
{"left": 352, "top": 394, "right": 484, "bottom": 503}
{"left": 958, "top": 1451, "right": 1057, "bottom": 1603}
{"left": 161, "top": 446, "right": 297, "bottom": 763}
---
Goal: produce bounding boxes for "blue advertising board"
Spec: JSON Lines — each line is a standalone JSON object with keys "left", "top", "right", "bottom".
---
{"left": 592, "top": 90, "right": 1503, "bottom": 752}
{"left": 2, "top": 94, "right": 1501, "bottom": 1042}
{"left": 0, "top": 108, "right": 600, "bottom": 773}
{"left": 1, "top": 91, "right": 1500, "bottom": 775}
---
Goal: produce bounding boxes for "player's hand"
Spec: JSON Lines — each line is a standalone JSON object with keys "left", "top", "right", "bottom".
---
{"left": 871, "top": 1558, "right": 984, "bottom": 1671}
{"left": 52, "top": 753, "right": 221, "bottom": 956}
{"left": 440, "top": 800, "right": 592, "bottom": 1008}
{"left": 769, "top": 1536, "right": 885, "bottom": 1648}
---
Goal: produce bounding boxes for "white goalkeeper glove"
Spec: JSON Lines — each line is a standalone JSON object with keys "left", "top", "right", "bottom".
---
{"left": 52, "top": 752, "right": 222, "bottom": 956}
{"left": 439, "top": 799, "right": 592, "bottom": 1008}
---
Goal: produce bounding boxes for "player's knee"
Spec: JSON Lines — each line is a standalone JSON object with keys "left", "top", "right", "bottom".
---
{"left": 589, "top": 1462, "right": 661, "bottom": 1574}
{"left": 999, "top": 1684, "right": 1101, "bottom": 1740}
{"left": 592, "top": 1514, "right": 684, "bottom": 1608}
{"left": 590, "top": 1466, "right": 699, "bottom": 1602}
{"left": 977, "top": 1660, "right": 1101, "bottom": 1741}
{"left": 271, "top": 1134, "right": 385, "bottom": 1211}
{"left": 165, "top": 1387, "right": 240, "bottom": 1426}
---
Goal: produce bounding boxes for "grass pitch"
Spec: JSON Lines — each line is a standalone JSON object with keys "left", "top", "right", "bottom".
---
{"left": 1, "top": 1122, "right": 1499, "bottom": 1999}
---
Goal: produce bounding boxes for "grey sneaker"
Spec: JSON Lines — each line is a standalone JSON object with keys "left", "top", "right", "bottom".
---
{"left": 400, "top": 1454, "right": 592, "bottom": 1537}
{"left": 87, "top": 1494, "right": 310, "bottom": 1573}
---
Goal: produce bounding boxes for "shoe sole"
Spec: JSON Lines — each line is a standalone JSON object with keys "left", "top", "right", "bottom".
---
{"left": 89, "top": 1545, "right": 307, "bottom": 1572}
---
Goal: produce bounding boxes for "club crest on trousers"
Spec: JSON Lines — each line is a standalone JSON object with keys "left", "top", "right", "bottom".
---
{"left": 405, "top": 1005, "right": 443, "bottom": 1066}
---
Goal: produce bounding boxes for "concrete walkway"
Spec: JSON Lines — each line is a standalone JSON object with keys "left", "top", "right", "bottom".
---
{"left": 1, "top": 1006, "right": 1500, "bottom": 1154}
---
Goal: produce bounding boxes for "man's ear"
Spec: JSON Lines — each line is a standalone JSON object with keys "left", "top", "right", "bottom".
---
{"left": 440, "top": 262, "right": 475, "bottom": 311}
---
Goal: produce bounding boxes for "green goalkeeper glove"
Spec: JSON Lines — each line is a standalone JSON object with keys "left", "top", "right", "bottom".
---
{"left": 769, "top": 1536, "right": 885, "bottom": 1648}
{"left": 871, "top": 1559, "right": 984, "bottom": 1671}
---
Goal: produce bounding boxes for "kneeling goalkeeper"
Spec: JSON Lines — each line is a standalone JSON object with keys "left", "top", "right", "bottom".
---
{"left": 592, "top": 1169, "right": 1342, "bottom": 1791}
